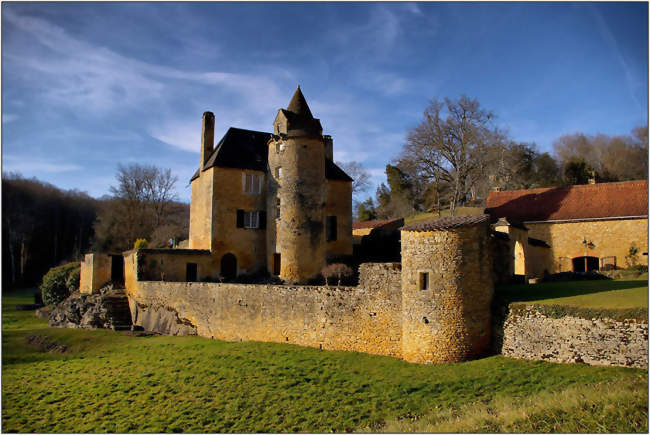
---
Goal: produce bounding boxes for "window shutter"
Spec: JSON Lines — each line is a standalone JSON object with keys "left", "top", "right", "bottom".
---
{"left": 259, "top": 211, "right": 266, "bottom": 229}
{"left": 258, "top": 174, "right": 263, "bottom": 193}
{"left": 242, "top": 173, "right": 246, "bottom": 193}
{"left": 236, "top": 210, "right": 244, "bottom": 228}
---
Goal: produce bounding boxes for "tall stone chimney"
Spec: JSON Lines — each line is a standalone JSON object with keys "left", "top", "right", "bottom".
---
{"left": 201, "top": 112, "right": 215, "bottom": 170}
{"left": 323, "top": 135, "right": 333, "bottom": 160}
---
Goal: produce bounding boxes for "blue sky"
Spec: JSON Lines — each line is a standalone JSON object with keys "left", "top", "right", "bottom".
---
{"left": 2, "top": 2, "right": 648, "bottom": 202}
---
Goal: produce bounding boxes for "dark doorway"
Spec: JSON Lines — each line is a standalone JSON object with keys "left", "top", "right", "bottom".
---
{"left": 186, "top": 263, "right": 198, "bottom": 282}
{"left": 273, "top": 253, "right": 281, "bottom": 275}
{"left": 221, "top": 253, "right": 237, "bottom": 280}
{"left": 572, "top": 256, "right": 599, "bottom": 272}
{"left": 111, "top": 255, "right": 124, "bottom": 285}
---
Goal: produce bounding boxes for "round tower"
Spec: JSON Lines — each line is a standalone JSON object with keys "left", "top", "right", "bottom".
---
{"left": 400, "top": 214, "right": 494, "bottom": 364}
{"left": 267, "top": 86, "right": 326, "bottom": 284}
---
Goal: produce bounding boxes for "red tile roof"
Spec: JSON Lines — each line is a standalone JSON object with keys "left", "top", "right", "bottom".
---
{"left": 352, "top": 217, "right": 404, "bottom": 230}
{"left": 486, "top": 180, "right": 648, "bottom": 222}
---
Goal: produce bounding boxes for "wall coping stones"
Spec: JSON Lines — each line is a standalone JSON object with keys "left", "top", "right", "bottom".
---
{"left": 401, "top": 214, "right": 489, "bottom": 232}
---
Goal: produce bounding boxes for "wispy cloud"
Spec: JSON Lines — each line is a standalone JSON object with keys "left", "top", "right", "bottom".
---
{"left": 3, "top": 155, "right": 82, "bottom": 173}
{"left": 2, "top": 113, "right": 19, "bottom": 124}
{"left": 588, "top": 5, "right": 644, "bottom": 113}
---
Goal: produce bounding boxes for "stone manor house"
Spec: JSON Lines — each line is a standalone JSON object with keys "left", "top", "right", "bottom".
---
{"left": 78, "top": 87, "right": 648, "bottom": 366}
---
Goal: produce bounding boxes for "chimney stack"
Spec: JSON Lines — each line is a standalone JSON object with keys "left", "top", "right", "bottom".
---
{"left": 323, "top": 135, "right": 333, "bottom": 161}
{"left": 201, "top": 112, "right": 215, "bottom": 170}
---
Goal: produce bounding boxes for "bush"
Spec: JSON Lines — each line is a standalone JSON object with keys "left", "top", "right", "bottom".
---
{"left": 40, "top": 262, "right": 80, "bottom": 306}
{"left": 321, "top": 263, "right": 354, "bottom": 286}
{"left": 66, "top": 267, "right": 81, "bottom": 292}
{"left": 134, "top": 238, "right": 148, "bottom": 250}
{"left": 627, "top": 264, "right": 648, "bottom": 272}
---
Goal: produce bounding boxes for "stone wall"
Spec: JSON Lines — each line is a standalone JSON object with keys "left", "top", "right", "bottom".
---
{"left": 500, "top": 305, "right": 648, "bottom": 368}
{"left": 80, "top": 253, "right": 111, "bottom": 294}
{"left": 526, "top": 218, "right": 648, "bottom": 273}
{"left": 127, "top": 262, "right": 403, "bottom": 358}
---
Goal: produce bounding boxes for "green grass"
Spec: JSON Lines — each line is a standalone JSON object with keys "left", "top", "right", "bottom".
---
{"left": 497, "top": 278, "right": 648, "bottom": 322}
{"left": 404, "top": 206, "right": 484, "bottom": 225}
{"left": 3, "top": 288, "right": 648, "bottom": 433}
{"left": 498, "top": 278, "right": 648, "bottom": 308}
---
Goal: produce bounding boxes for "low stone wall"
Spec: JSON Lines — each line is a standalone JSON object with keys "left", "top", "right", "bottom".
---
{"left": 127, "top": 262, "right": 403, "bottom": 358}
{"left": 500, "top": 305, "right": 648, "bottom": 368}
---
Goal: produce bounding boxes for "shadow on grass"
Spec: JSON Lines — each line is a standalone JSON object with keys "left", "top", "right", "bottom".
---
{"left": 496, "top": 280, "right": 647, "bottom": 304}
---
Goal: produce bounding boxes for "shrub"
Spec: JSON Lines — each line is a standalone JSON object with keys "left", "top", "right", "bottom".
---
{"left": 66, "top": 267, "right": 81, "bottom": 292}
{"left": 321, "top": 263, "right": 354, "bottom": 286}
{"left": 133, "top": 238, "right": 148, "bottom": 250}
{"left": 40, "top": 262, "right": 80, "bottom": 306}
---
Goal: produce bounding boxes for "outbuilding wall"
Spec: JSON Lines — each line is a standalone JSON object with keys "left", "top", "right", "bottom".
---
{"left": 526, "top": 218, "right": 648, "bottom": 272}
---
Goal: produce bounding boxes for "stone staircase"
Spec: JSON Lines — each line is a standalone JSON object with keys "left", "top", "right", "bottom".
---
{"left": 102, "top": 290, "right": 133, "bottom": 331}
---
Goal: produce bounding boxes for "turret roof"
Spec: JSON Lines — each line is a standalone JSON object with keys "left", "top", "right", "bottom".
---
{"left": 286, "top": 86, "right": 313, "bottom": 119}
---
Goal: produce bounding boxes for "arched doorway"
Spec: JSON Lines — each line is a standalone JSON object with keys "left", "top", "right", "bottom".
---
{"left": 514, "top": 241, "right": 525, "bottom": 276}
{"left": 221, "top": 253, "right": 237, "bottom": 280}
{"left": 572, "top": 256, "right": 599, "bottom": 272}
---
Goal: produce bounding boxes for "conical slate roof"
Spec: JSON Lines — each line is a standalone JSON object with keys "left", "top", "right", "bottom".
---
{"left": 286, "top": 86, "right": 313, "bottom": 118}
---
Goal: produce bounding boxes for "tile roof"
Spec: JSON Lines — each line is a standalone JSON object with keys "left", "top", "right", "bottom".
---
{"left": 352, "top": 217, "right": 404, "bottom": 230}
{"left": 401, "top": 214, "right": 490, "bottom": 232}
{"left": 190, "top": 127, "right": 352, "bottom": 182}
{"left": 485, "top": 180, "right": 648, "bottom": 222}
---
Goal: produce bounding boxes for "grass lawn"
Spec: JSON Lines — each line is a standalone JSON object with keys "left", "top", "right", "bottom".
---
{"left": 2, "top": 288, "right": 648, "bottom": 433}
{"left": 497, "top": 278, "right": 648, "bottom": 309}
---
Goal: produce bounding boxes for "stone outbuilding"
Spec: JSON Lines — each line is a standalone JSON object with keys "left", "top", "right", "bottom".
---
{"left": 487, "top": 180, "right": 648, "bottom": 278}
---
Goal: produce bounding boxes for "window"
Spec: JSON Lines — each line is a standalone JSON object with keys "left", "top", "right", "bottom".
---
{"left": 275, "top": 142, "right": 286, "bottom": 153}
{"left": 276, "top": 167, "right": 282, "bottom": 179}
{"left": 244, "top": 211, "right": 259, "bottom": 229}
{"left": 275, "top": 198, "right": 281, "bottom": 219}
{"left": 419, "top": 272, "right": 429, "bottom": 290}
{"left": 326, "top": 216, "right": 337, "bottom": 242}
{"left": 243, "top": 173, "right": 262, "bottom": 194}
{"left": 236, "top": 210, "right": 266, "bottom": 230}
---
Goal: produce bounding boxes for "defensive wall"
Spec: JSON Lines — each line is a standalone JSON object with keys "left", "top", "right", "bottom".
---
{"left": 123, "top": 215, "right": 494, "bottom": 364}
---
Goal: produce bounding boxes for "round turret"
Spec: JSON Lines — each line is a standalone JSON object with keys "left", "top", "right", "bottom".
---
{"left": 400, "top": 214, "right": 494, "bottom": 363}
{"left": 267, "top": 87, "right": 327, "bottom": 283}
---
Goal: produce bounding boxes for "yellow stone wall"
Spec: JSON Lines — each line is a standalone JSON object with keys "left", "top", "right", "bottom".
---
{"left": 79, "top": 253, "right": 111, "bottom": 294}
{"left": 400, "top": 223, "right": 493, "bottom": 364}
{"left": 526, "top": 218, "right": 648, "bottom": 272}
{"left": 352, "top": 228, "right": 373, "bottom": 237}
{"left": 326, "top": 180, "right": 353, "bottom": 258}
{"left": 189, "top": 167, "right": 214, "bottom": 250}
{"left": 211, "top": 167, "right": 267, "bottom": 276}
{"left": 125, "top": 262, "right": 404, "bottom": 358}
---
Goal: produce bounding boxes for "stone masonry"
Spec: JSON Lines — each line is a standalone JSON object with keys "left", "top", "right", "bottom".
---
{"left": 501, "top": 305, "right": 648, "bottom": 368}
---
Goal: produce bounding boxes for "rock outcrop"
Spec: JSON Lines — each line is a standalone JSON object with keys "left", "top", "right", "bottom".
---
{"left": 48, "top": 285, "right": 132, "bottom": 330}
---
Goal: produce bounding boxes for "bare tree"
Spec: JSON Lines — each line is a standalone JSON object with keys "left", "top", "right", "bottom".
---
{"left": 94, "top": 164, "right": 180, "bottom": 252}
{"left": 401, "top": 95, "right": 499, "bottom": 215}
{"left": 336, "top": 161, "right": 371, "bottom": 195}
